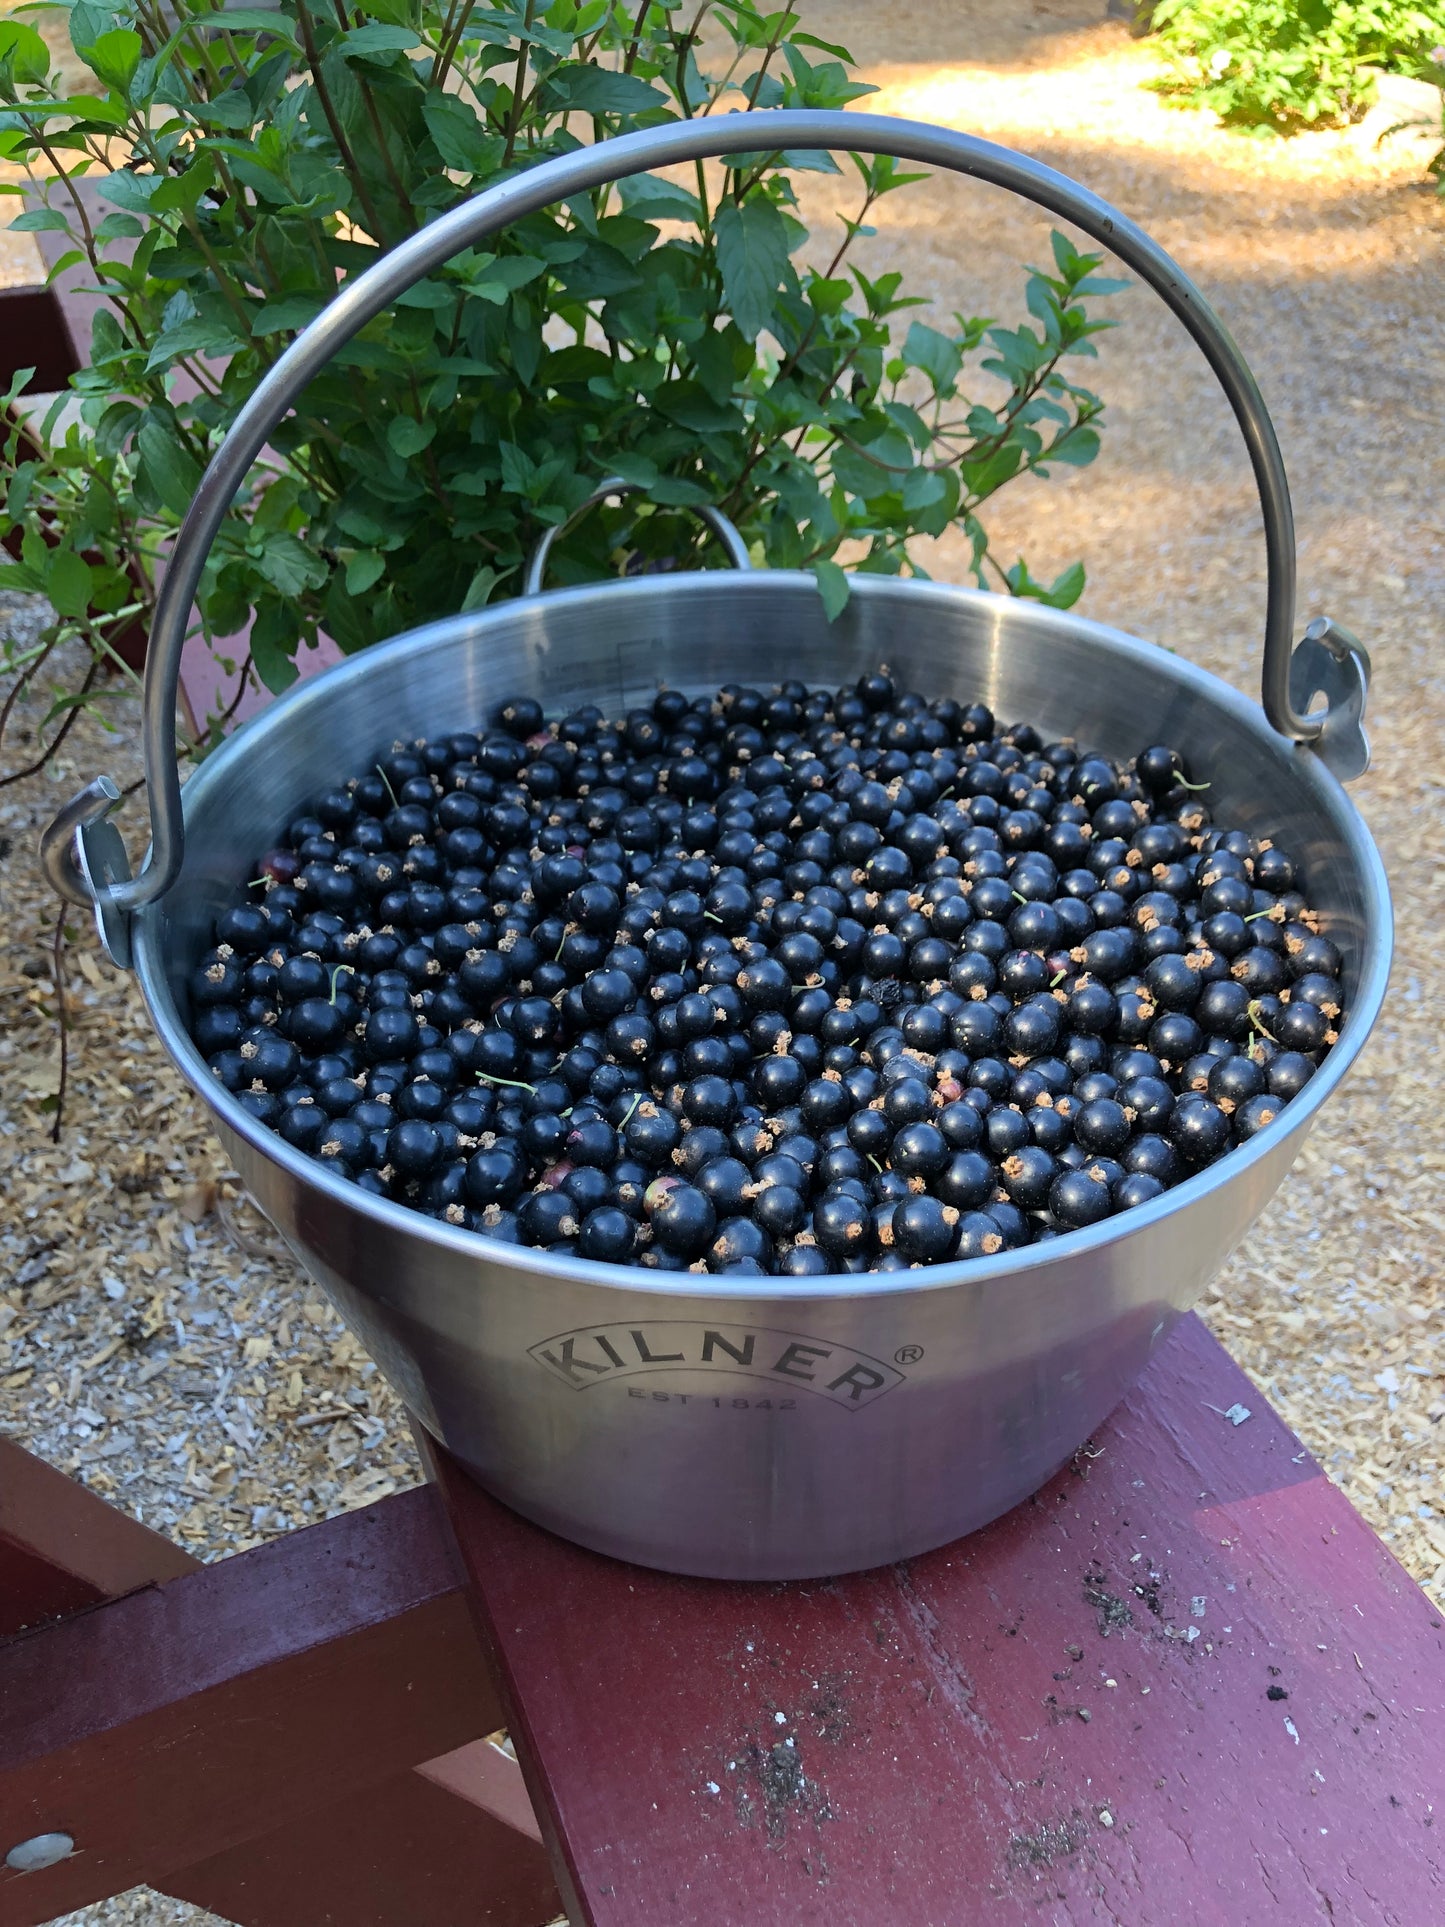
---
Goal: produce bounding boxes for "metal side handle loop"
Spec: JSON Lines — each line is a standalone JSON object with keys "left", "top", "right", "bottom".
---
{"left": 1286, "top": 616, "right": 1371, "bottom": 783}
{"left": 42, "top": 106, "right": 1369, "bottom": 961}
{"left": 523, "top": 478, "right": 751, "bottom": 597}
{"left": 38, "top": 774, "right": 134, "bottom": 967}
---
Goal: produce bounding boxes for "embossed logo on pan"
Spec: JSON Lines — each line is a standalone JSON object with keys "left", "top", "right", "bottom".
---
{"left": 527, "top": 1322, "right": 907, "bottom": 1409}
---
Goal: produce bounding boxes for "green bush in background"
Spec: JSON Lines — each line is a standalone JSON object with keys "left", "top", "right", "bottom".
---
{"left": 0, "top": 0, "right": 1124, "bottom": 775}
{"left": 1152, "top": 0, "right": 1445, "bottom": 131}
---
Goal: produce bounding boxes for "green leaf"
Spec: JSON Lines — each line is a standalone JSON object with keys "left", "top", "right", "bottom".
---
{"left": 144, "top": 314, "right": 244, "bottom": 373}
{"left": 777, "top": 149, "right": 842, "bottom": 174}
{"left": 251, "top": 600, "right": 300, "bottom": 694}
{"left": 807, "top": 274, "right": 852, "bottom": 318}
{"left": 616, "top": 174, "right": 701, "bottom": 223}
{"left": 499, "top": 440, "right": 537, "bottom": 496}
{"left": 252, "top": 529, "right": 325, "bottom": 598}
{"left": 194, "top": 89, "right": 258, "bottom": 130}
{"left": 252, "top": 294, "right": 327, "bottom": 334}
{"left": 963, "top": 443, "right": 1025, "bottom": 500}
{"left": 46, "top": 548, "right": 93, "bottom": 619}
{"left": 983, "top": 323, "right": 1048, "bottom": 384}
{"left": 556, "top": 239, "right": 640, "bottom": 303}
{"left": 0, "top": 21, "right": 51, "bottom": 86}
{"left": 900, "top": 467, "right": 946, "bottom": 512}
{"left": 542, "top": 345, "right": 608, "bottom": 389}
{"left": 340, "top": 23, "right": 420, "bottom": 54}
{"left": 646, "top": 475, "right": 711, "bottom": 507}
{"left": 714, "top": 197, "right": 790, "bottom": 344}
{"left": 605, "top": 451, "right": 659, "bottom": 488}
{"left": 345, "top": 550, "right": 386, "bottom": 595}
{"left": 687, "top": 325, "right": 740, "bottom": 396}
{"left": 541, "top": 63, "right": 666, "bottom": 115}
{"left": 137, "top": 414, "right": 201, "bottom": 517}
{"left": 832, "top": 427, "right": 914, "bottom": 502}
{"left": 396, "top": 282, "right": 455, "bottom": 310}
{"left": 9, "top": 208, "right": 70, "bottom": 233}
{"left": 387, "top": 415, "right": 436, "bottom": 458}
{"left": 150, "top": 152, "right": 217, "bottom": 217}
{"left": 1044, "top": 426, "right": 1100, "bottom": 468}
{"left": 1050, "top": 230, "right": 1085, "bottom": 281}
{"left": 93, "top": 399, "right": 141, "bottom": 459}
{"left": 902, "top": 320, "right": 962, "bottom": 392}
{"left": 94, "top": 210, "right": 143, "bottom": 242}
{"left": 53, "top": 91, "right": 128, "bottom": 127}
{"left": 97, "top": 171, "right": 160, "bottom": 214}
{"left": 463, "top": 254, "right": 547, "bottom": 302}
{"left": 2, "top": 365, "right": 36, "bottom": 407}
{"left": 813, "top": 557, "right": 850, "bottom": 622}
{"left": 655, "top": 380, "right": 744, "bottom": 434}
{"left": 194, "top": 7, "right": 300, "bottom": 37}
{"left": 86, "top": 27, "right": 142, "bottom": 94}
{"left": 459, "top": 565, "right": 499, "bottom": 612}
{"left": 422, "top": 92, "right": 489, "bottom": 171}
{"left": 1002, "top": 554, "right": 1087, "bottom": 609}
{"left": 68, "top": 2, "right": 113, "bottom": 58}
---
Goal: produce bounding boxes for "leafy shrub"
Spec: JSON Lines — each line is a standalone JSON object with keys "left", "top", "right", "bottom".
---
{"left": 1152, "top": 0, "right": 1445, "bottom": 131}
{"left": 0, "top": 0, "right": 1123, "bottom": 772}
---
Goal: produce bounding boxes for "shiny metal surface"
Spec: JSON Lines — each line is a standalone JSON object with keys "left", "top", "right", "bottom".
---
{"left": 522, "top": 477, "right": 752, "bottom": 595}
{"left": 39, "top": 775, "right": 123, "bottom": 913}
{"left": 130, "top": 573, "right": 1393, "bottom": 1578}
{"left": 1290, "top": 616, "right": 1372, "bottom": 782}
{"left": 48, "top": 108, "right": 1364, "bottom": 935}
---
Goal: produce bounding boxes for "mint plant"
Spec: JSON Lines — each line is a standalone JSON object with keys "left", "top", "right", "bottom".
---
{"left": 0, "top": 0, "right": 1124, "bottom": 772}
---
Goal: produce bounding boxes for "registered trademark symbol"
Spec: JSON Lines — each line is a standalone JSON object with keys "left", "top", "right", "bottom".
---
{"left": 894, "top": 1344, "right": 925, "bottom": 1366}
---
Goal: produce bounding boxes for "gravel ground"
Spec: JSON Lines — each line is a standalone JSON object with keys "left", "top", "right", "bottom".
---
{"left": 3, "top": 5, "right": 1442, "bottom": 1923}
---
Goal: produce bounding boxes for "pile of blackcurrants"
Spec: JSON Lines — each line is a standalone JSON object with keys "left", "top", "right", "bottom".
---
{"left": 188, "top": 674, "right": 1345, "bottom": 1276}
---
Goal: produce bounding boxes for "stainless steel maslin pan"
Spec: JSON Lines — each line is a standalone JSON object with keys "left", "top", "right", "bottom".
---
{"left": 43, "top": 111, "right": 1392, "bottom": 1579}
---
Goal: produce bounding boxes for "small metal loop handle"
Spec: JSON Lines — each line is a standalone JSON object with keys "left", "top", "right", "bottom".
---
{"left": 38, "top": 774, "right": 134, "bottom": 966}
{"left": 1288, "top": 615, "right": 1371, "bottom": 783}
{"left": 40, "top": 773, "right": 120, "bottom": 906}
{"left": 522, "top": 477, "right": 752, "bottom": 597}
{"left": 52, "top": 107, "right": 1363, "bottom": 950}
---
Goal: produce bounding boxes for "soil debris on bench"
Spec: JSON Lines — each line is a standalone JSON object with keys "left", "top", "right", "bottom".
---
{"left": 1083, "top": 1566, "right": 1136, "bottom": 1637}
{"left": 1007, "top": 1811, "right": 1089, "bottom": 1873}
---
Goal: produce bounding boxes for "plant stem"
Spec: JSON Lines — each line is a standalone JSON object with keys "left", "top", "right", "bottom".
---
{"left": 206, "top": 650, "right": 255, "bottom": 739}
{"left": 502, "top": 0, "right": 538, "bottom": 163}
{"left": 48, "top": 901, "right": 69, "bottom": 1144}
{"left": 0, "top": 649, "right": 101, "bottom": 789}
{"left": 434, "top": 0, "right": 479, "bottom": 92}
{"left": 296, "top": 0, "right": 390, "bottom": 245}
{"left": 0, "top": 633, "right": 59, "bottom": 751}
{"left": 359, "top": 82, "right": 420, "bottom": 231}
{"left": 623, "top": 0, "right": 652, "bottom": 73}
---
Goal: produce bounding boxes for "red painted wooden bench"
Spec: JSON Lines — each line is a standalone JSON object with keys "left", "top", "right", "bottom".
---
{"left": 4, "top": 1312, "right": 1442, "bottom": 1926}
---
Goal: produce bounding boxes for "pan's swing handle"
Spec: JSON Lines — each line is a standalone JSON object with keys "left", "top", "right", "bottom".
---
{"left": 45, "top": 107, "right": 1371, "bottom": 965}
{"left": 522, "top": 477, "right": 752, "bottom": 597}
